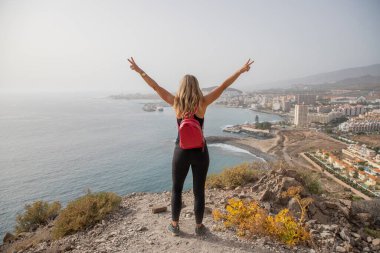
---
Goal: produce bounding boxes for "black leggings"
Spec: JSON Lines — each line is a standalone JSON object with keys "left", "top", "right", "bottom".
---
{"left": 171, "top": 142, "right": 209, "bottom": 224}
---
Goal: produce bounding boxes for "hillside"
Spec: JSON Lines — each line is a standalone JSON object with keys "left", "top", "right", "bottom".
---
{"left": 258, "top": 63, "right": 380, "bottom": 90}
{"left": 201, "top": 86, "right": 243, "bottom": 93}
{"left": 2, "top": 165, "right": 380, "bottom": 253}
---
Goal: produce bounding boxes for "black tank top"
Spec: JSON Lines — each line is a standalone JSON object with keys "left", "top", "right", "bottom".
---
{"left": 175, "top": 115, "right": 204, "bottom": 144}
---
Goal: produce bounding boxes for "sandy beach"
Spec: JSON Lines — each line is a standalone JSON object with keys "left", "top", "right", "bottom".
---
{"left": 205, "top": 135, "right": 279, "bottom": 162}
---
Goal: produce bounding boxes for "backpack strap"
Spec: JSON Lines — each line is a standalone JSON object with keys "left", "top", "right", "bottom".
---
{"left": 183, "top": 106, "right": 198, "bottom": 119}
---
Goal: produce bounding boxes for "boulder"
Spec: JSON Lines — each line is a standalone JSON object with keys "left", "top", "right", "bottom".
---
{"left": 3, "top": 232, "right": 15, "bottom": 244}
{"left": 350, "top": 199, "right": 380, "bottom": 228}
{"left": 280, "top": 177, "right": 301, "bottom": 191}
{"left": 259, "top": 189, "right": 274, "bottom": 202}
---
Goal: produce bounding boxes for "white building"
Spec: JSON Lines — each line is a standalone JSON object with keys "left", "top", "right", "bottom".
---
{"left": 308, "top": 111, "right": 343, "bottom": 124}
{"left": 337, "top": 105, "right": 366, "bottom": 117}
{"left": 294, "top": 104, "right": 308, "bottom": 127}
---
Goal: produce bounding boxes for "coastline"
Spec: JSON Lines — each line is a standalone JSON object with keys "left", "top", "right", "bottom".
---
{"left": 205, "top": 136, "right": 278, "bottom": 162}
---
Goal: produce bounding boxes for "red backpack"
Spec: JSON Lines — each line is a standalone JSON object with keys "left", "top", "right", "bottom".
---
{"left": 178, "top": 106, "right": 205, "bottom": 151}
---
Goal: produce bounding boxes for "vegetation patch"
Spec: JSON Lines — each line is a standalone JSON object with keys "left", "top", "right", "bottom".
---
{"left": 15, "top": 200, "right": 61, "bottom": 234}
{"left": 52, "top": 192, "right": 121, "bottom": 239}
{"left": 295, "top": 170, "right": 323, "bottom": 195}
{"left": 212, "top": 186, "right": 312, "bottom": 246}
{"left": 206, "top": 162, "right": 266, "bottom": 189}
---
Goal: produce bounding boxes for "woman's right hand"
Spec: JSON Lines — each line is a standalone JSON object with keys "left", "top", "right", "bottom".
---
{"left": 127, "top": 57, "right": 144, "bottom": 74}
{"left": 238, "top": 59, "right": 254, "bottom": 74}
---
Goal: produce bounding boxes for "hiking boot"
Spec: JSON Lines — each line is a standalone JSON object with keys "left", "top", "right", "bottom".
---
{"left": 167, "top": 223, "right": 180, "bottom": 236}
{"left": 195, "top": 224, "right": 207, "bottom": 236}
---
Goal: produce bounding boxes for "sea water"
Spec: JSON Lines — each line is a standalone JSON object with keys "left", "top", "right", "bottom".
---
{"left": 0, "top": 92, "right": 282, "bottom": 237}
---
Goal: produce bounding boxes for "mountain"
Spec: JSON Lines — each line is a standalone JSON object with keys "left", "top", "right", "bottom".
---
{"left": 258, "top": 63, "right": 380, "bottom": 90}
{"left": 305, "top": 75, "right": 380, "bottom": 91}
{"left": 202, "top": 86, "right": 243, "bottom": 93}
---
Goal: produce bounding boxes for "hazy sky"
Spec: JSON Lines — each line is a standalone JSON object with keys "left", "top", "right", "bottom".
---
{"left": 0, "top": 0, "right": 379, "bottom": 94}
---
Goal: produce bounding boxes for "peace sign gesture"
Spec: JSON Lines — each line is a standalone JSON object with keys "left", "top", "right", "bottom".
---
{"left": 238, "top": 59, "right": 254, "bottom": 74}
{"left": 127, "top": 57, "right": 144, "bottom": 74}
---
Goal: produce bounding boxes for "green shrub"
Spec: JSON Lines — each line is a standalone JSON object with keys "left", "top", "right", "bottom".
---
{"left": 296, "top": 170, "right": 323, "bottom": 195}
{"left": 15, "top": 200, "right": 61, "bottom": 234}
{"left": 206, "top": 162, "right": 263, "bottom": 189}
{"left": 52, "top": 192, "right": 121, "bottom": 239}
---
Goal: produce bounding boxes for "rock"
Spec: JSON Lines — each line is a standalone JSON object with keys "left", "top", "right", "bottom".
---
{"left": 325, "top": 201, "right": 338, "bottom": 210}
{"left": 339, "top": 228, "right": 351, "bottom": 243}
{"left": 362, "top": 247, "right": 370, "bottom": 252}
{"left": 351, "top": 232, "right": 360, "bottom": 238}
{"left": 280, "top": 177, "right": 301, "bottom": 191}
{"left": 261, "top": 202, "right": 271, "bottom": 211}
{"left": 372, "top": 238, "right": 380, "bottom": 246}
{"left": 152, "top": 206, "right": 167, "bottom": 214}
{"left": 350, "top": 199, "right": 380, "bottom": 227}
{"left": 3, "top": 232, "right": 15, "bottom": 244}
{"left": 288, "top": 197, "right": 301, "bottom": 218}
{"left": 335, "top": 246, "right": 346, "bottom": 252}
{"left": 356, "top": 212, "right": 372, "bottom": 224}
{"left": 339, "top": 199, "right": 352, "bottom": 208}
{"left": 136, "top": 226, "right": 148, "bottom": 232}
{"left": 259, "top": 190, "right": 273, "bottom": 202}
{"left": 284, "top": 169, "right": 298, "bottom": 178}
{"left": 367, "top": 236, "right": 372, "bottom": 243}
{"left": 204, "top": 206, "right": 213, "bottom": 215}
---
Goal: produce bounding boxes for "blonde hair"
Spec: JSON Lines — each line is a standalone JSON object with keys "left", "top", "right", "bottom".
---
{"left": 173, "top": 74, "right": 203, "bottom": 118}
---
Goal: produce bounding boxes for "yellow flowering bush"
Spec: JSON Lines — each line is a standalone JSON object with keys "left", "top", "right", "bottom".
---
{"left": 213, "top": 190, "right": 311, "bottom": 246}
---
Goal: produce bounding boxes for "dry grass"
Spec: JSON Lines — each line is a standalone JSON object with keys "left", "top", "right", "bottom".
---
{"left": 51, "top": 191, "right": 121, "bottom": 239}
{"left": 206, "top": 162, "right": 266, "bottom": 189}
{"left": 15, "top": 200, "right": 61, "bottom": 234}
{"left": 6, "top": 228, "right": 51, "bottom": 253}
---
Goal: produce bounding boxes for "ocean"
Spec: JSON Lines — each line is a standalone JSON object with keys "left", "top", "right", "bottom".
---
{"left": 0, "top": 92, "right": 282, "bottom": 238}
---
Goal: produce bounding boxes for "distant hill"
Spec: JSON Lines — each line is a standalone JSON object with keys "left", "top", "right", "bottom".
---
{"left": 305, "top": 75, "right": 380, "bottom": 91}
{"left": 259, "top": 63, "right": 380, "bottom": 90}
{"left": 202, "top": 86, "right": 243, "bottom": 93}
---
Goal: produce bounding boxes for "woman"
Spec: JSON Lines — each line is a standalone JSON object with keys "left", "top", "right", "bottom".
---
{"left": 127, "top": 57, "right": 254, "bottom": 236}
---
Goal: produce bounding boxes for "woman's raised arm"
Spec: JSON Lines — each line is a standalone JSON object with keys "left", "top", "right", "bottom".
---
{"left": 127, "top": 57, "right": 174, "bottom": 106}
{"left": 203, "top": 59, "right": 254, "bottom": 106}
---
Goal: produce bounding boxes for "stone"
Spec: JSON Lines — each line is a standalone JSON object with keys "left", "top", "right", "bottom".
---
{"left": 339, "top": 228, "right": 351, "bottom": 243}
{"left": 367, "top": 236, "right": 372, "bottom": 243}
{"left": 320, "top": 231, "right": 331, "bottom": 238}
{"left": 335, "top": 246, "right": 346, "bottom": 252}
{"left": 356, "top": 212, "right": 372, "bottom": 224}
{"left": 136, "top": 226, "right": 148, "bottom": 232}
{"left": 259, "top": 190, "right": 273, "bottom": 202}
{"left": 350, "top": 199, "right": 380, "bottom": 225}
{"left": 204, "top": 206, "right": 213, "bottom": 215}
{"left": 152, "top": 206, "right": 167, "bottom": 214}
{"left": 325, "top": 201, "right": 338, "bottom": 209}
{"left": 351, "top": 232, "right": 360, "bottom": 238}
{"left": 3, "top": 232, "right": 15, "bottom": 244}
{"left": 280, "top": 177, "right": 301, "bottom": 191}
{"left": 288, "top": 197, "right": 301, "bottom": 218}
{"left": 372, "top": 238, "right": 380, "bottom": 246}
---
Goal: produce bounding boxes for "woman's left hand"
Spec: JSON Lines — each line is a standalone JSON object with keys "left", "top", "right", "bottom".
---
{"left": 127, "top": 57, "right": 144, "bottom": 74}
{"left": 238, "top": 59, "right": 254, "bottom": 74}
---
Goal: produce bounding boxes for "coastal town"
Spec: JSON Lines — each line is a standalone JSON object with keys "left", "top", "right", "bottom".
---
{"left": 200, "top": 85, "right": 380, "bottom": 199}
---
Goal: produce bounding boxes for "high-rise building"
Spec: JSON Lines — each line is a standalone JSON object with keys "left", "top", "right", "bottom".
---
{"left": 294, "top": 104, "right": 308, "bottom": 127}
{"left": 297, "top": 94, "right": 316, "bottom": 105}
